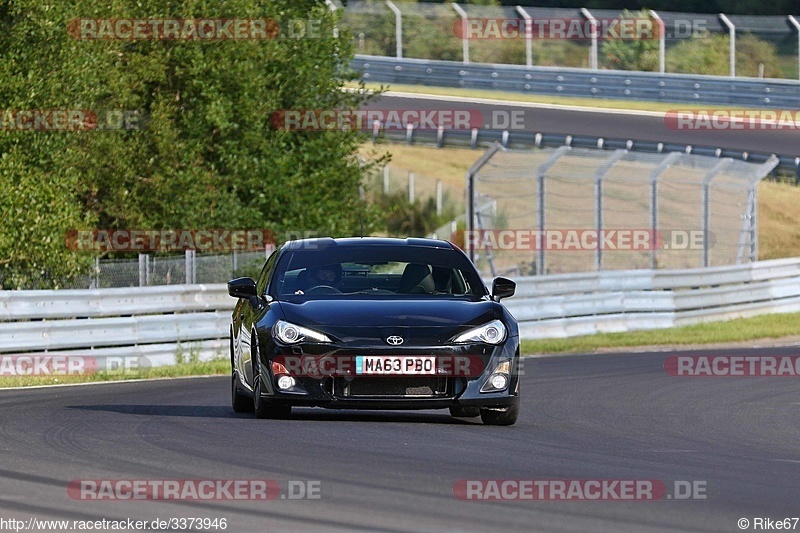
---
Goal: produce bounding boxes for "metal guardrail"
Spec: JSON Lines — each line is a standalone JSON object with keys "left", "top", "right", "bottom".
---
{"left": 0, "top": 285, "right": 233, "bottom": 371}
{"left": 2, "top": 258, "right": 799, "bottom": 363}
{"left": 503, "top": 257, "right": 800, "bottom": 339}
{"left": 374, "top": 125, "right": 800, "bottom": 179}
{"left": 352, "top": 55, "right": 800, "bottom": 109}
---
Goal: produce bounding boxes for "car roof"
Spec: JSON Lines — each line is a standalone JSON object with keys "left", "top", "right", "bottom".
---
{"left": 282, "top": 237, "right": 456, "bottom": 251}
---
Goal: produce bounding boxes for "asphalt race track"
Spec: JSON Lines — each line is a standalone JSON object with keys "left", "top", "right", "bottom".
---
{"left": 2, "top": 346, "right": 799, "bottom": 532}
{"left": 367, "top": 93, "right": 800, "bottom": 156}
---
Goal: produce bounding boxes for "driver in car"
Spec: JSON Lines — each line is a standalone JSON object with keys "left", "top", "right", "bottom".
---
{"left": 297, "top": 264, "right": 342, "bottom": 294}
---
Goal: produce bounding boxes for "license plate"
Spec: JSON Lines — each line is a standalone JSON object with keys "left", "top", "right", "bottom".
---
{"left": 355, "top": 356, "right": 436, "bottom": 375}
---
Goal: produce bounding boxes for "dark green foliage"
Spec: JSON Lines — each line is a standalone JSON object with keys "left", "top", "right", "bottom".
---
{"left": 0, "top": 0, "right": 378, "bottom": 288}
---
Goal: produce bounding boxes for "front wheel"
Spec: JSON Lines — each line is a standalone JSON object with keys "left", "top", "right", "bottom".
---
{"left": 231, "top": 373, "right": 252, "bottom": 413}
{"left": 480, "top": 399, "right": 519, "bottom": 426}
{"left": 253, "top": 373, "right": 292, "bottom": 419}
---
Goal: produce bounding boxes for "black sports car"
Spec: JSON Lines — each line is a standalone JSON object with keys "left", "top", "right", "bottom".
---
{"left": 228, "top": 237, "right": 520, "bottom": 425}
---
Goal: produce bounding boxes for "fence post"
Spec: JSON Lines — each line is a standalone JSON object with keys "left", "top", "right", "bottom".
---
{"left": 138, "top": 254, "right": 147, "bottom": 287}
{"left": 452, "top": 3, "right": 469, "bottom": 64}
{"left": 581, "top": 8, "right": 598, "bottom": 70}
{"left": 648, "top": 152, "right": 681, "bottom": 269}
{"left": 185, "top": 250, "right": 194, "bottom": 285}
{"left": 651, "top": 10, "right": 666, "bottom": 74}
{"left": 593, "top": 150, "right": 627, "bottom": 271}
{"left": 386, "top": 1, "right": 403, "bottom": 59}
{"left": 383, "top": 165, "right": 390, "bottom": 194}
{"left": 408, "top": 171, "right": 415, "bottom": 204}
{"left": 466, "top": 142, "right": 504, "bottom": 263}
{"left": 324, "top": 0, "right": 338, "bottom": 39}
{"left": 701, "top": 159, "right": 733, "bottom": 267}
{"left": 516, "top": 6, "right": 533, "bottom": 67}
{"left": 789, "top": 16, "right": 800, "bottom": 81}
{"left": 719, "top": 13, "right": 735, "bottom": 77}
{"left": 751, "top": 184, "right": 759, "bottom": 261}
{"left": 532, "top": 146, "right": 571, "bottom": 275}
{"left": 436, "top": 179, "right": 443, "bottom": 216}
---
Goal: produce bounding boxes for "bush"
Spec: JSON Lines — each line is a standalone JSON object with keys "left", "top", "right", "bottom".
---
{"left": 666, "top": 33, "right": 782, "bottom": 77}
{"left": 601, "top": 10, "right": 660, "bottom": 72}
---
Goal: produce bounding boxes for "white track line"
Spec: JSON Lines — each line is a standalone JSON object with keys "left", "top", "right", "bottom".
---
{"left": 0, "top": 373, "right": 226, "bottom": 391}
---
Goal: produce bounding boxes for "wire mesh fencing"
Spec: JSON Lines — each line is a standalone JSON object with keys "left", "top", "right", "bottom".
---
{"left": 338, "top": 1, "right": 800, "bottom": 78}
{"left": 61, "top": 251, "right": 271, "bottom": 289}
{"left": 466, "top": 143, "right": 778, "bottom": 277}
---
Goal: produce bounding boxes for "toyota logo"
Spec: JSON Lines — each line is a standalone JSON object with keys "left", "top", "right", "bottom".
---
{"left": 386, "top": 335, "right": 404, "bottom": 346}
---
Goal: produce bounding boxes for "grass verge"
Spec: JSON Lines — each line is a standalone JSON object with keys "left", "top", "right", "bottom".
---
{"left": 520, "top": 312, "right": 800, "bottom": 355}
{"left": 0, "top": 358, "right": 229, "bottom": 388}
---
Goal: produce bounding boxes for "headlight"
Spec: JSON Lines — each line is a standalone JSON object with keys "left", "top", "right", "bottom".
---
{"left": 452, "top": 319, "right": 507, "bottom": 345}
{"left": 273, "top": 320, "right": 332, "bottom": 344}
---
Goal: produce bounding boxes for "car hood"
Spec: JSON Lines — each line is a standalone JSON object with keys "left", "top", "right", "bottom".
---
{"left": 277, "top": 298, "right": 497, "bottom": 341}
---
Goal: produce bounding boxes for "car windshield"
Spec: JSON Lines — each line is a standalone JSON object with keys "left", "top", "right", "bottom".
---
{"left": 271, "top": 244, "right": 486, "bottom": 299}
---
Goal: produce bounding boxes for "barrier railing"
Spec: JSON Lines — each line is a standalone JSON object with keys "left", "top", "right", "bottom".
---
{"left": 2, "top": 258, "right": 799, "bottom": 364}
{"left": 353, "top": 55, "right": 800, "bottom": 108}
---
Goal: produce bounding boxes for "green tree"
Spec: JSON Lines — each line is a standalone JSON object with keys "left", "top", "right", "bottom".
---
{"left": 601, "top": 9, "right": 660, "bottom": 72}
{"left": 0, "top": 0, "right": 379, "bottom": 289}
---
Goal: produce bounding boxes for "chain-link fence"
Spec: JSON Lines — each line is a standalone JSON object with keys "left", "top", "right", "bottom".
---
{"left": 466, "top": 143, "right": 779, "bottom": 277}
{"left": 61, "top": 250, "right": 270, "bottom": 289}
{"left": 339, "top": 1, "right": 800, "bottom": 79}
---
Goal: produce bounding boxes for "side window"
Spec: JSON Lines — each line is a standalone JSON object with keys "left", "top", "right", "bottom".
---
{"left": 256, "top": 251, "right": 279, "bottom": 295}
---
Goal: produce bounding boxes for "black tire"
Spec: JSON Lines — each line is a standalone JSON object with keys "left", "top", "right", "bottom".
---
{"left": 449, "top": 406, "right": 480, "bottom": 418}
{"left": 480, "top": 400, "right": 519, "bottom": 426}
{"left": 253, "top": 369, "right": 292, "bottom": 419}
{"left": 231, "top": 373, "right": 252, "bottom": 413}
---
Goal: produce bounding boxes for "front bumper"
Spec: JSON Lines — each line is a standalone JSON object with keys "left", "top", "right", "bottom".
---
{"left": 255, "top": 339, "right": 520, "bottom": 410}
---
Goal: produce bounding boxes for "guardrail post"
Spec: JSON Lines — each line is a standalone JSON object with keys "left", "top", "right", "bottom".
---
{"left": 593, "top": 150, "right": 627, "bottom": 271}
{"left": 386, "top": 1, "right": 403, "bottom": 59}
{"left": 648, "top": 152, "right": 681, "bottom": 269}
{"left": 581, "top": 8, "right": 598, "bottom": 70}
{"left": 516, "top": 6, "right": 533, "bottom": 67}
{"left": 452, "top": 3, "right": 469, "bottom": 64}
{"left": 719, "top": 13, "right": 736, "bottom": 77}
{"left": 650, "top": 10, "right": 666, "bottom": 74}
{"left": 789, "top": 16, "right": 800, "bottom": 81}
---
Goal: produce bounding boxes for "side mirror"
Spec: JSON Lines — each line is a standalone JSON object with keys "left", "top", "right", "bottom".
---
{"left": 228, "top": 277, "right": 257, "bottom": 299}
{"left": 491, "top": 277, "right": 516, "bottom": 301}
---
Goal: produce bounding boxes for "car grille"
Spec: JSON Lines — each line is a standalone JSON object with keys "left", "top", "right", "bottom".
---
{"left": 335, "top": 377, "right": 450, "bottom": 398}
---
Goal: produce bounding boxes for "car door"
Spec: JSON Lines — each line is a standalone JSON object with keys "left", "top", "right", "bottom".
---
{"left": 238, "top": 250, "right": 280, "bottom": 387}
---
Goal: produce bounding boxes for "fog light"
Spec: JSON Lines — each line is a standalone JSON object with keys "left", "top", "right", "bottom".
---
{"left": 490, "top": 373, "right": 508, "bottom": 390}
{"left": 277, "top": 375, "right": 296, "bottom": 390}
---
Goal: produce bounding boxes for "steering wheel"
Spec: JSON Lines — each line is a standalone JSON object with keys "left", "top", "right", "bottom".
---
{"left": 305, "top": 285, "right": 342, "bottom": 295}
